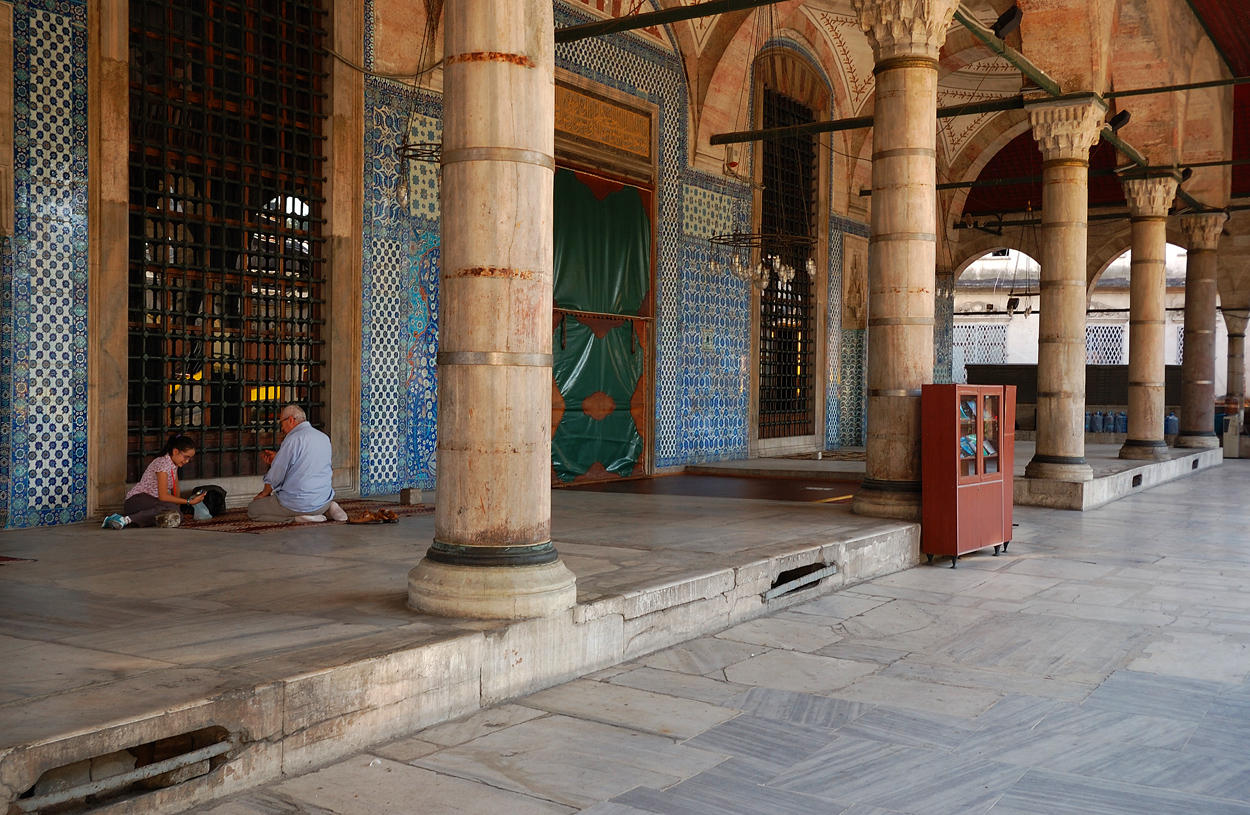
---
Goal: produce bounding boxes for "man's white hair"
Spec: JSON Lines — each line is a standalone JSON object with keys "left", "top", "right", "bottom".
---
{"left": 280, "top": 404, "right": 307, "bottom": 423}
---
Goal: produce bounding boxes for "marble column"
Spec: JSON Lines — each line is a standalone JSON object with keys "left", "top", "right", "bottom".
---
{"left": 1023, "top": 97, "right": 1105, "bottom": 483}
{"left": 1118, "top": 174, "right": 1177, "bottom": 460}
{"left": 850, "top": 0, "right": 959, "bottom": 521}
{"left": 1175, "top": 213, "right": 1228, "bottom": 448}
{"left": 1225, "top": 312, "right": 1247, "bottom": 425}
{"left": 408, "top": 0, "right": 576, "bottom": 618}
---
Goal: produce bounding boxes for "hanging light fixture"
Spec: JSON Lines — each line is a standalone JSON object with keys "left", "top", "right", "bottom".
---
{"left": 395, "top": 1, "right": 445, "bottom": 207}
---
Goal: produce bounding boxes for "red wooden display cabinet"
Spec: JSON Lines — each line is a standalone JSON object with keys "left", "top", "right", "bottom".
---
{"left": 921, "top": 384, "right": 1015, "bottom": 567}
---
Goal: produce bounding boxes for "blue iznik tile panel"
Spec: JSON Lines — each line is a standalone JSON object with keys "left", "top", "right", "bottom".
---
{"left": 679, "top": 172, "right": 752, "bottom": 463}
{"left": 555, "top": 3, "right": 693, "bottom": 467}
{"left": 0, "top": 1, "right": 88, "bottom": 528}
{"left": 825, "top": 225, "right": 843, "bottom": 449}
{"left": 934, "top": 272, "right": 954, "bottom": 384}
{"left": 832, "top": 215, "right": 870, "bottom": 448}
{"left": 359, "top": 77, "right": 441, "bottom": 495}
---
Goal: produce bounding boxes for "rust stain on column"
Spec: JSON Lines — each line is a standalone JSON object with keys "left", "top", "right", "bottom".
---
{"left": 449, "top": 266, "right": 537, "bottom": 280}
{"left": 446, "top": 51, "right": 536, "bottom": 67}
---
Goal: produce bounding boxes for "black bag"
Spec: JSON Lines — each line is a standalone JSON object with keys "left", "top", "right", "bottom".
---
{"left": 190, "top": 485, "right": 228, "bottom": 517}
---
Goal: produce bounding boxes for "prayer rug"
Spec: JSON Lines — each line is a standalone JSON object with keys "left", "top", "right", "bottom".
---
{"left": 182, "top": 499, "right": 432, "bottom": 534}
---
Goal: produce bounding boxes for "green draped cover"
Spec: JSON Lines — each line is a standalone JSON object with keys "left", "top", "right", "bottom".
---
{"left": 551, "top": 170, "right": 650, "bottom": 481}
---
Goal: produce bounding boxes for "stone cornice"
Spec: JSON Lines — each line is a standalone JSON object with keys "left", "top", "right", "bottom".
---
{"left": 1180, "top": 212, "right": 1227, "bottom": 251}
{"left": 1026, "top": 97, "right": 1106, "bottom": 162}
{"left": 851, "top": 0, "right": 959, "bottom": 62}
{"left": 1121, "top": 176, "right": 1177, "bottom": 219}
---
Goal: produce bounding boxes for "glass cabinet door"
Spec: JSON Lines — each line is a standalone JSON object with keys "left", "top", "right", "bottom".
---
{"left": 982, "top": 391, "right": 1000, "bottom": 474}
{"left": 958, "top": 392, "right": 978, "bottom": 478}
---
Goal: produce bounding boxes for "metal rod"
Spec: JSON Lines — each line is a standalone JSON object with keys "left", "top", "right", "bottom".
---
{"left": 952, "top": 8, "right": 1062, "bottom": 97}
{"left": 555, "top": 0, "right": 783, "bottom": 44}
{"left": 1105, "top": 75, "right": 1250, "bottom": 99}
{"left": 763, "top": 564, "right": 838, "bottom": 601}
{"left": 712, "top": 96, "right": 1025, "bottom": 146}
{"left": 14, "top": 741, "right": 234, "bottom": 812}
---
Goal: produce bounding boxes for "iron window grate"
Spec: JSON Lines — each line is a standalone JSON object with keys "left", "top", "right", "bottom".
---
{"left": 759, "top": 90, "right": 817, "bottom": 440}
{"left": 127, "top": 0, "right": 329, "bottom": 482}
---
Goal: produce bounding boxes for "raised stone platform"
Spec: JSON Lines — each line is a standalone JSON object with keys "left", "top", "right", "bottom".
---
{"left": 1012, "top": 440, "right": 1224, "bottom": 510}
{"left": 0, "top": 491, "right": 916, "bottom": 814}
{"left": 690, "top": 440, "right": 1224, "bottom": 512}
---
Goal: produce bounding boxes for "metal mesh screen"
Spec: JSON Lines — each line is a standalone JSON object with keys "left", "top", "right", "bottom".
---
{"left": 127, "top": 0, "right": 328, "bottom": 481}
{"left": 952, "top": 323, "right": 1008, "bottom": 383}
{"left": 1086, "top": 324, "right": 1126, "bottom": 365}
{"left": 758, "top": 90, "right": 817, "bottom": 440}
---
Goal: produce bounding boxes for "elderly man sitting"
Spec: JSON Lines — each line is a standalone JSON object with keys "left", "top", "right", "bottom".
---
{"left": 248, "top": 404, "right": 347, "bottom": 523}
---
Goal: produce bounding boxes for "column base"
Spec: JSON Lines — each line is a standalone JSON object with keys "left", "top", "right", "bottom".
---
{"left": 1118, "top": 439, "right": 1169, "bottom": 460}
{"left": 852, "top": 478, "right": 921, "bottom": 521}
{"left": 1175, "top": 433, "right": 1219, "bottom": 449}
{"left": 1024, "top": 455, "right": 1093, "bottom": 482}
{"left": 408, "top": 558, "right": 577, "bottom": 620}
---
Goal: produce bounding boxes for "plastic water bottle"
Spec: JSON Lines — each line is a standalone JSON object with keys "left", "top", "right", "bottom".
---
{"left": 1115, "top": 411, "right": 1128, "bottom": 433}
{"left": 1091, "top": 411, "right": 1104, "bottom": 433}
{"left": 1084, "top": 412, "right": 1093, "bottom": 431}
{"left": 1165, "top": 411, "right": 1179, "bottom": 435}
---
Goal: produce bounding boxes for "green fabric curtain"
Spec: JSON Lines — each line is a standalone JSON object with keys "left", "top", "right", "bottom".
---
{"left": 551, "top": 170, "right": 649, "bottom": 481}
{"left": 553, "top": 170, "right": 649, "bottom": 316}
{"left": 552, "top": 318, "right": 644, "bottom": 482}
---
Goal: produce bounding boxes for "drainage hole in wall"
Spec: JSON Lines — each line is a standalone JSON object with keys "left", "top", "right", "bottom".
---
{"left": 18, "top": 726, "right": 232, "bottom": 813}
{"left": 766, "top": 562, "right": 836, "bottom": 601}
{"left": 1192, "top": 459, "right": 1199, "bottom": 470}
{"left": 1132, "top": 474, "right": 1143, "bottom": 488}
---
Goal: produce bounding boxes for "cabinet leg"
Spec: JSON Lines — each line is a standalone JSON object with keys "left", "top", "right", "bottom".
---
{"left": 950, "top": 555, "right": 958, "bottom": 569}
{"left": 926, "top": 553, "right": 934, "bottom": 564}
{"left": 1002, "top": 541, "right": 1010, "bottom": 552}
{"left": 993, "top": 544, "right": 1001, "bottom": 556}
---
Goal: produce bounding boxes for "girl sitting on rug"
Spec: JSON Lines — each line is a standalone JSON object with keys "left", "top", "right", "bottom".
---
{"left": 102, "top": 435, "right": 206, "bottom": 529}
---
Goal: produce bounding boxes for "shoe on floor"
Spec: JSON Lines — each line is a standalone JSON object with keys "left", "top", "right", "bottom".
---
{"left": 101, "top": 513, "right": 128, "bottom": 530}
{"left": 155, "top": 510, "right": 181, "bottom": 528}
{"left": 293, "top": 514, "right": 327, "bottom": 523}
{"left": 326, "top": 501, "right": 347, "bottom": 522}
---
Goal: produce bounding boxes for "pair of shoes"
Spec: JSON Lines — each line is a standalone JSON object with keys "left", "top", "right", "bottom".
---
{"left": 293, "top": 514, "right": 327, "bottom": 523}
{"left": 326, "top": 501, "right": 347, "bottom": 522}
{"left": 155, "top": 510, "right": 181, "bottom": 528}
{"left": 101, "top": 513, "right": 128, "bottom": 530}
{"left": 347, "top": 509, "right": 399, "bottom": 524}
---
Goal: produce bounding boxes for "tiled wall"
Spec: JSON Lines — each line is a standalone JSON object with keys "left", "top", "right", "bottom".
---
{"left": 0, "top": 0, "right": 88, "bottom": 528}
{"left": 679, "top": 173, "right": 752, "bottom": 463}
{"left": 359, "top": 78, "right": 442, "bottom": 495}
{"left": 832, "top": 215, "right": 870, "bottom": 448}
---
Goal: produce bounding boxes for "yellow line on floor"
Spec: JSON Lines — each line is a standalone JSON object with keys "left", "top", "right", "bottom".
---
{"left": 817, "top": 495, "right": 854, "bottom": 503}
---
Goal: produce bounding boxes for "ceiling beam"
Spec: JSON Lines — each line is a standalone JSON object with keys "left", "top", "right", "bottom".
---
{"left": 555, "top": 0, "right": 784, "bottom": 44}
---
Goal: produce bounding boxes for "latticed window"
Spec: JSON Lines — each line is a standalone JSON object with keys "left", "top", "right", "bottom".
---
{"left": 127, "top": 0, "right": 328, "bottom": 481}
{"left": 758, "top": 90, "right": 817, "bottom": 440}
{"left": 952, "top": 324, "right": 1008, "bottom": 382}
{"left": 1086, "top": 324, "right": 1126, "bottom": 365}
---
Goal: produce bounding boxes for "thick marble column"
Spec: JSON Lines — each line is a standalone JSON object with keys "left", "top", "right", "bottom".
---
{"left": 850, "top": 0, "right": 959, "bottom": 521}
{"left": 1175, "top": 213, "right": 1228, "bottom": 448}
{"left": 1119, "top": 175, "right": 1177, "bottom": 460}
{"left": 1225, "top": 313, "right": 1247, "bottom": 425}
{"left": 1023, "top": 97, "right": 1104, "bottom": 483}
{"left": 408, "top": 0, "right": 576, "bottom": 618}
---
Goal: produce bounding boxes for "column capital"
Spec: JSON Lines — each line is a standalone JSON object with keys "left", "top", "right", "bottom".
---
{"left": 1225, "top": 311, "right": 1249, "bottom": 336}
{"left": 851, "top": 0, "right": 959, "bottom": 62}
{"left": 1026, "top": 97, "right": 1107, "bottom": 162}
{"left": 1121, "top": 175, "right": 1177, "bottom": 219}
{"left": 1180, "top": 212, "right": 1227, "bottom": 251}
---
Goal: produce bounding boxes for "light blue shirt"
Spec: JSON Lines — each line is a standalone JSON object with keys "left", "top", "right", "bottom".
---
{"left": 265, "top": 420, "right": 335, "bottom": 513}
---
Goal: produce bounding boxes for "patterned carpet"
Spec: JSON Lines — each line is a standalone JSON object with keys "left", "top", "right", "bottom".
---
{"left": 0, "top": 556, "right": 35, "bottom": 564}
{"left": 777, "top": 449, "right": 866, "bottom": 461}
{"left": 182, "top": 499, "right": 433, "bottom": 534}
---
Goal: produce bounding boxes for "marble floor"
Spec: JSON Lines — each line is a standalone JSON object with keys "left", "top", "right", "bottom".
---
{"left": 193, "top": 458, "right": 1250, "bottom": 815}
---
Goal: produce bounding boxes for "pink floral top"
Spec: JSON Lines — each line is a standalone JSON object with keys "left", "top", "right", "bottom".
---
{"left": 126, "top": 454, "right": 178, "bottom": 500}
